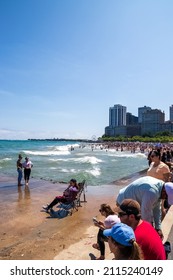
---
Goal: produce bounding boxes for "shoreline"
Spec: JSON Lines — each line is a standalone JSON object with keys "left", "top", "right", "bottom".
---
{"left": 0, "top": 169, "right": 171, "bottom": 260}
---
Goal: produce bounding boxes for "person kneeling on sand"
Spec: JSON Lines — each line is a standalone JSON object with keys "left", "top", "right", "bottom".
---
{"left": 92, "top": 204, "right": 120, "bottom": 260}
{"left": 42, "top": 179, "right": 78, "bottom": 212}
{"left": 103, "top": 223, "right": 144, "bottom": 260}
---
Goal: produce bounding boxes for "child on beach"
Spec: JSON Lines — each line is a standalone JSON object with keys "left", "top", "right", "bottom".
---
{"left": 92, "top": 203, "right": 120, "bottom": 260}
{"left": 42, "top": 179, "right": 78, "bottom": 212}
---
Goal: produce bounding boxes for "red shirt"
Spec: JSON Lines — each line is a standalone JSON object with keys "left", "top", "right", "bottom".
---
{"left": 134, "top": 220, "right": 166, "bottom": 260}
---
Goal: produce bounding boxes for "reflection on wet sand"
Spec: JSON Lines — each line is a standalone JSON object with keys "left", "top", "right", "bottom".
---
{"left": 17, "top": 186, "right": 31, "bottom": 213}
{"left": 17, "top": 186, "right": 31, "bottom": 201}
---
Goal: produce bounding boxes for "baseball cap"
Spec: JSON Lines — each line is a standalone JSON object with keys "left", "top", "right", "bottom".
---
{"left": 114, "top": 199, "right": 141, "bottom": 216}
{"left": 103, "top": 223, "right": 136, "bottom": 247}
{"left": 164, "top": 182, "right": 173, "bottom": 205}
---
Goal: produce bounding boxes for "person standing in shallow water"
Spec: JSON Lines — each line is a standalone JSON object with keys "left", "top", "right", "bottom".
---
{"left": 22, "top": 157, "right": 33, "bottom": 186}
{"left": 16, "top": 154, "right": 23, "bottom": 186}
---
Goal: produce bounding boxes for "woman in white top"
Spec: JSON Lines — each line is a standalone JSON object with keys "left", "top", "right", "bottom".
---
{"left": 22, "top": 157, "right": 33, "bottom": 186}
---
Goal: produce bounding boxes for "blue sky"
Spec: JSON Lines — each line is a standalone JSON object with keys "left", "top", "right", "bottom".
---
{"left": 0, "top": 0, "right": 173, "bottom": 140}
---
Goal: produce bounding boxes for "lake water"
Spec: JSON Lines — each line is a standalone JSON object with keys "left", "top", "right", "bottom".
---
{"left": 0, "top": 140, "right": 148, "bottom": 186}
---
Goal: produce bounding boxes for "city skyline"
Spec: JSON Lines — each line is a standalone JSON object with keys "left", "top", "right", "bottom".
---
{"left": 105, "top": 104, "right": 173, "bottom": 137}
{"left": 108, "top": 103, "right": 173, "bottom": 121}
{"left": 1, "top": 1, "right": 173, "bottom": 140}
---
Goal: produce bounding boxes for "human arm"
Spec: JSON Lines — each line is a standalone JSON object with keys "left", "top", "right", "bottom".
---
{"left": 64, "top": 186, "right": 78, "bottom": 201}
{"left": 93, "top": 220, "right": 105, "bottom": 230}
{"left": 17, "top": 160, "right": 22, "bottom": 169}
{"left": 163, "top": 171, "right": 172, "bottom": 182}
{"left": 152, "top": 201, "right": 162, "bottom": 230}
{"left": 140, "top": 191, "right": 160, "bottom": 226}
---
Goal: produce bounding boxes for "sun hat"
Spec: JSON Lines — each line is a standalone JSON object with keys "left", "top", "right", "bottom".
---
{"left": 114, "top": 199, "right": 141, "bottom": 215}
{"left": 164, "top": 182, "right": 173, "bottom": 205}
{"left": 103, "top": 222, "right": 136, "bottom": 247}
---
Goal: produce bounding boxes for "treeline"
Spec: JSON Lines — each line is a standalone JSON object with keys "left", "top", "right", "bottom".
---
{"left": 100, "top": 132, "right": 173, "bottom": 143}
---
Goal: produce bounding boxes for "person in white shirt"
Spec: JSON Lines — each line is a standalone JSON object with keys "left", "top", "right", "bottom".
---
{"left": 92, "top": 203, "right": 120, "bottom": 260}
{"left": 22, "top": 157, "right": 33, "bottom": 186}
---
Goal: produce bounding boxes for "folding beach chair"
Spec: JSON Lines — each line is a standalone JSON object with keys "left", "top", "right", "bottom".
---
{"left": 74, "top": 179, "right": 87, "bottom": 207}
{"left": 57, "top": 179, "right": 87, "bottom": 216}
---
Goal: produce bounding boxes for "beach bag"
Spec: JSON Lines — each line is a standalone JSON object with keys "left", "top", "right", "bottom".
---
{"left": 49, "top": 208, "right": 69, "bottom": 219}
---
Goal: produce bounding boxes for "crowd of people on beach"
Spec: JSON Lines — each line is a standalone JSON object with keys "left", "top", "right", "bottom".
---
{"left": 16, "top": 142, "right": 173, "bottom": 260}
{"left": 89, "top": 141, "right": 173, "bottom": 157}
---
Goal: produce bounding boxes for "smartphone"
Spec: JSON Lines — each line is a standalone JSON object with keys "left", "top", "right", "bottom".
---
{"left": 93, "top": 217, "right": 99, "bottom": 223}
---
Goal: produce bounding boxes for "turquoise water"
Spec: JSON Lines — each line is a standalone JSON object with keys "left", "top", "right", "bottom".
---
{"left": 0, "top": 140, "right": 148, "bottom": 186}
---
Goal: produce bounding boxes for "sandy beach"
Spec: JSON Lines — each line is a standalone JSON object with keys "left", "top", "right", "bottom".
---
{"left": 0, "top": 170, "right": 172, "bottom": 260}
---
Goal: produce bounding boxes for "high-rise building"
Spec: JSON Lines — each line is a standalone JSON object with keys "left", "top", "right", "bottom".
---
{"left": 170, "top": 105, "right": 173, "bottom": 121}
{"left": 126, "top": 112, "right": 138, "bottom": 125}
{"left": 109, "top": 104, "right": 126, "bottom": 127}
{"left": 141, "top": 109, "right": 165, "bottom": 135}
{"left": 138, "top": 106, "right": 151, "bottom": 123}
{"left": 104, "top": 103, "right": 173, "bottom": 137}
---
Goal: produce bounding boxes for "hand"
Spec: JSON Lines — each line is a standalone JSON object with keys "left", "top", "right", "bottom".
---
{"left": 155, "top": 229, "right": 164, "bottom": 240}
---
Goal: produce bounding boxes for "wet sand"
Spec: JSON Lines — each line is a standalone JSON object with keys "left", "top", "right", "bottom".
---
{"left": 1, "top": 169, "right": 166, "bottom": 260}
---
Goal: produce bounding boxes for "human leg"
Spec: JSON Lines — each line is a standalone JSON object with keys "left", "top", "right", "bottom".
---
{"left": 24, "top": 169, "right": 27, "bottom": 185}
{"left": 17, "top": 169, "right": 22, "bottom": 186}
{"left": 43, "top": 196, "right": 65, "bottom": 212}
{"left": 96, "top": 229, "right": 107, "bottom": 260}
{"left": 25, "top": 169, "right": 31, "bottom": 185}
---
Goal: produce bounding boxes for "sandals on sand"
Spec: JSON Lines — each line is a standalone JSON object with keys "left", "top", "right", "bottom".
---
{"left": 92, "top": 243, "right": 100, "bottom": 250}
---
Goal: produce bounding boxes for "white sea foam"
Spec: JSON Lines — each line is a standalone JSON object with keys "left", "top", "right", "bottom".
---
{"left": 48, "top": 144, "right": 80, "bottom": 151}
{"left": 23, "top": 150, "right": 70, "bottom": 156}
{"left": 108, "top": 152, "right": 147, "bottom": 159}
{"left": 61, "top": 168, "right": 77, "bottom": 173}
{"left": 86, "top": 167, "right": 101, "bottom": 177}
{"left": 73, "top": 156, "right": 103, "bottom": 164}
{"left": 49, "top": 156, "right": 103, "bottom": 164}
{"left": 59, "top": 166, "right": 101, "bottom": 177}
{"left": 0, "top": 158, "right": 11, "bottom": 162}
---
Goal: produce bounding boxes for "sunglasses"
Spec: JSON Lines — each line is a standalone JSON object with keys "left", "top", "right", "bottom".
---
{"left": 151, "top": 155, "right": 157, "bottom": 158}
{"left": 118, "top": 212, "right": 128, "bottom": 217}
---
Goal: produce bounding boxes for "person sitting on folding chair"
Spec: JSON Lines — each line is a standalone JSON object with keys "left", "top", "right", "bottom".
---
{"left": 42, "top": 179, "right": 78, "bottom": 212}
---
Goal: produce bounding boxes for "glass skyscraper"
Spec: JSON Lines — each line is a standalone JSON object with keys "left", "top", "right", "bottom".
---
{"left": 109, "top": 104, "right": 127, "bottom": 127}
{"left": 170, "top": 105, "right": 173, "bottom": 121}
